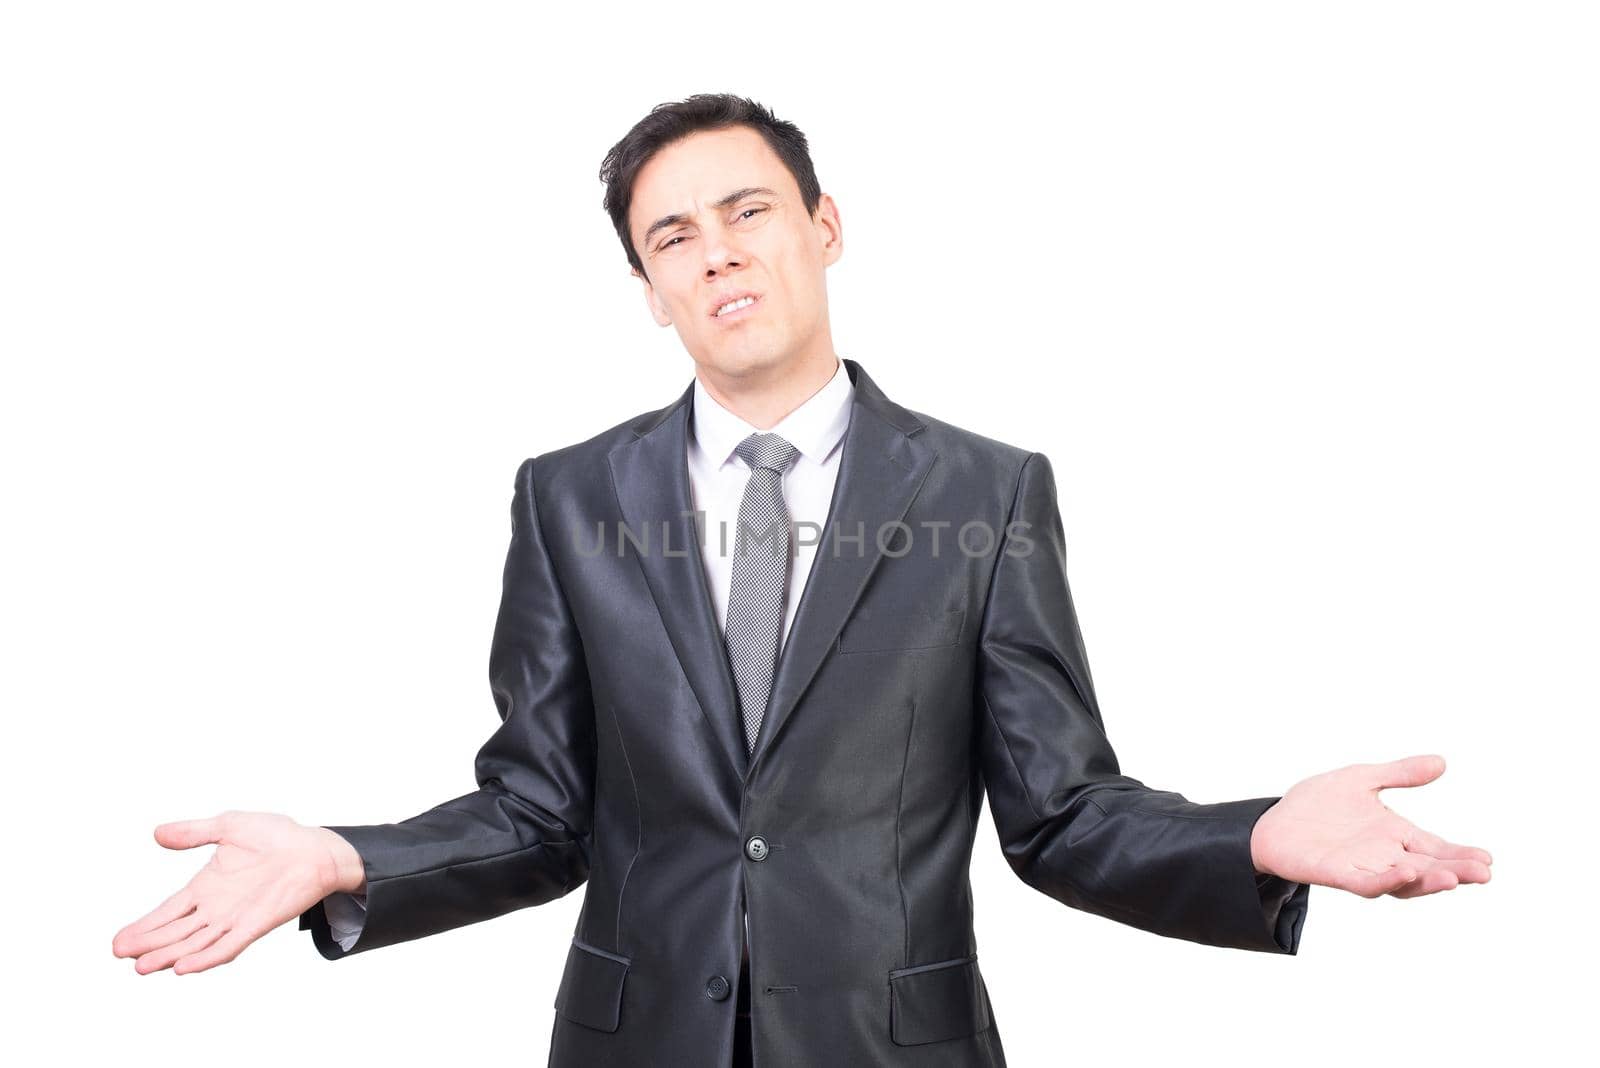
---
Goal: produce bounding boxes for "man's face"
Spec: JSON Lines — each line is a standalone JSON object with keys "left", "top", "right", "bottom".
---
{"left": 628, "top": 125, "right": 841, "bottom": 380}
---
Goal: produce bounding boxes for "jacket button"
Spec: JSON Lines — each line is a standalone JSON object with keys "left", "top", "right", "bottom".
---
{"left": 745, "top": 835, "right": 769, "bottom": 862}
{"left": 705, "top": 974, "right": 731, "bottom": 1000}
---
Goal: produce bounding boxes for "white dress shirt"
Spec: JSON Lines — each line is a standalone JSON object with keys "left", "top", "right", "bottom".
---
{"left": 323, "top": 357, "right": 855, "bottom": 953}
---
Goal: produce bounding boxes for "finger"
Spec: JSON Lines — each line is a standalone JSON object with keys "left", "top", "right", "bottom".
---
{"left": 134, "top": 921, "right": 227, "bottom": 975}
{"left": 1402, "top": 826, "right": 1494, "bottom": 867}
{"left": 153, "top": 815, "right": 228, "bottom": 851}
{"left": 174, "top": 914, "right": 272, "bottom": 975}
{"left": 1389, "top": 868, "right": 1462, "bottom": 899}
{"left": 1345, "top": 862, "right": 1423, "bottom": 899}
{"left": 115, "top": 906, "right": 209, "bottom": 959}
{"left": 112, "top": 887, "right": 194, "bottom": 955}
{"left": 1402, "top": 846, "right": 1492, "bottom": 885}
{"left": 1368, "top": 754, "right": 1447, "bottom": 791}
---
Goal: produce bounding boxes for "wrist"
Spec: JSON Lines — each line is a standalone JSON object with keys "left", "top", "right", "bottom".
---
{"left": 1250, "top": 802, "right": 1278, "bottom": 877}
{"left": 317, "top": 828, "right": 368, "bottom": 895}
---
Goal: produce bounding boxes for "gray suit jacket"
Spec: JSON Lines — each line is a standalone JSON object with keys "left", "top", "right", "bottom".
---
{"left": 299, "top": 358, "right": 1308, "bottom": 1067}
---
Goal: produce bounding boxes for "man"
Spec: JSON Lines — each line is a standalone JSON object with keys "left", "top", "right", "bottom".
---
{"left": 113, "top": 94, "right": 1493, "bottom": 1067}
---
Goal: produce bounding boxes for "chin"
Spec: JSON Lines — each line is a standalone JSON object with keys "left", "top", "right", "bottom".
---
{"left": 702, "top": 341, "right": 790, "bottom": 379}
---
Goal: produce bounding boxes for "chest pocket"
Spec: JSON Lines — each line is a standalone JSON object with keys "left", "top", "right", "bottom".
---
{"left": 837, "top": 605, "right": 965, "bottom": 654}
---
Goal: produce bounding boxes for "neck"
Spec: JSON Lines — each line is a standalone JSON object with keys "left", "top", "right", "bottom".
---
{"left": 696, "top": 350, "right": 841, "bottom": 430}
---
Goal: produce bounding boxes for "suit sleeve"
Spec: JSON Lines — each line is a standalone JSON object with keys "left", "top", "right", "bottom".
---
{"left": 298, "top": 456, "right": 597, "bottom": 960}
{"left": 975, "top": 451, "right": 1309, "bottom": 954}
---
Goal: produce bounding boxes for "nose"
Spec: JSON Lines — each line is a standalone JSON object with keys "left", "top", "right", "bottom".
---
{"left": 703, "top": 235, "right": 745, "bottom": 276}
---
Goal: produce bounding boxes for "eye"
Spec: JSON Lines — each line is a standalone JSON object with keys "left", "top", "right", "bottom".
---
{"left": 660, "top": 234, "right": 687, "bottom": 250}
{"left": 737, "top": 207, "right": 766, "bottom": 221}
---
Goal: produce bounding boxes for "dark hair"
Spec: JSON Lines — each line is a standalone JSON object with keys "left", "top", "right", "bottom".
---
{"left": 599, "top": 93, "right": 823, "bottom": 280}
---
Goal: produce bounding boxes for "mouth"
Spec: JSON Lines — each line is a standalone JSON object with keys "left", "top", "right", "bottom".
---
{"left": 710, "top": 293, "right": 762, "bottom": 322}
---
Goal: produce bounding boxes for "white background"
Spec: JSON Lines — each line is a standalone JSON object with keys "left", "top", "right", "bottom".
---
{"left": 3, "top": 2, "right": 1594, "bottom": 1064}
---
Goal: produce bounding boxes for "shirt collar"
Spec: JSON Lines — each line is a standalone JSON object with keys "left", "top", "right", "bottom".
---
{"left": 690, "top": 357, "right": 853, "bottom": 469}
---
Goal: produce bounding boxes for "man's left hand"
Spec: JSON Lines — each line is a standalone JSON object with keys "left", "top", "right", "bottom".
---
{"left": 1250, "top": 754, "right": 1493, "bottom": 898}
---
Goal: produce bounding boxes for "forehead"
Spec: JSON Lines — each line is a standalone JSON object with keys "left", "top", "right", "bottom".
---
{"left": 629, "top": 126, "right": 794, "bottom": 238}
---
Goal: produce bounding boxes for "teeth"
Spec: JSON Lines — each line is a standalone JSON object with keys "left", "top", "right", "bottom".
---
{"left": 716, "top": 296, "right": 756, "bottom": 316}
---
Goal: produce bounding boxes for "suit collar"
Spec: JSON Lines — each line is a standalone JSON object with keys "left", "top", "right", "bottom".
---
{"left": 626, "top": 356, "right": 925, "bottom": 441}
{"left": 608, "top": 358, "right": 936, "bottom": 783}
{"left": 690, "top": 357, "right": 853, "bottom": 468}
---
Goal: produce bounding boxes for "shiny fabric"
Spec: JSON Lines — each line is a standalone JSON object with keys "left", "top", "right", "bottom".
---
{"left": 299, "top": 358, "right": 1309, "bottom": 1067}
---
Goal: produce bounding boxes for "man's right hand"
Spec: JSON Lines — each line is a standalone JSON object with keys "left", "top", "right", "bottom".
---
{"left": 111, "top": 810, "right": 366, "bottom": 975}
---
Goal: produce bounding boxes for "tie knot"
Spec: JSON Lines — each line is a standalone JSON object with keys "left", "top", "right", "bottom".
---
{"left": 733, "top": 432, "right": 800, "bottom": 475}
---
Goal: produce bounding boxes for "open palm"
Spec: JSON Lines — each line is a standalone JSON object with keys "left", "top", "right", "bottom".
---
{"left": 1250, "top": 754, "right": 1493, "bottom": 898}
{"left": 111, "top": 810, "right": 359, "bottom": 975}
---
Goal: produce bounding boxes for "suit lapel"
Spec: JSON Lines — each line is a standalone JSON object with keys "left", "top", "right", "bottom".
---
{"left": 606, "top": 359, "right": 936, "bottom": 786}
{"left": 608, "top": 382, "right": 747, "bottom": 782}
{"left": 748, "top": 360, "right": 935, "bottom": 775}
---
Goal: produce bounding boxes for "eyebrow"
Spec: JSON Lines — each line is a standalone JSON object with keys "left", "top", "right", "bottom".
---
{"left": 641, "top": 186, "right": 777, "bottom": 249}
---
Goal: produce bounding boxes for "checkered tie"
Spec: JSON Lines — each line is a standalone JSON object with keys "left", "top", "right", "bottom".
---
{"left": 725, "top": 432, "right": 801, "bottom": 757}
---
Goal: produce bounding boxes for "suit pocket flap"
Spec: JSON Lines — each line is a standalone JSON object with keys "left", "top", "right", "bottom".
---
{"left": 554, "top": 939, "right": 630, "bottom": 1033}
{"left": 888, "top": 954, "right": 991, "bottom": 1046}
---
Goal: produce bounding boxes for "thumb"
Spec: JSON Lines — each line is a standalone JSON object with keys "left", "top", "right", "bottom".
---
{"left": 1370, "top": 753, "right": 1447, "bottom": 791}
{"left": 154, "top": 814, "right": 229, "bottom": 850}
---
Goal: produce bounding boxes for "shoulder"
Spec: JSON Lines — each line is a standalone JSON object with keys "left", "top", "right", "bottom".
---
{"left": 511, "top": 396, "right": 677, "bottom": 495}
{"left": 897, "top": 404, "right": 1045, "bottom": 493}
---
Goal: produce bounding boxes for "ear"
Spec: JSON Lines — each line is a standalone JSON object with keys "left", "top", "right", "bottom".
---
{"left": 633, "top": 267, "right": 672, "bottom": 327}
{"left": 813, "top": 192, "right": 844, "bottom": 268}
